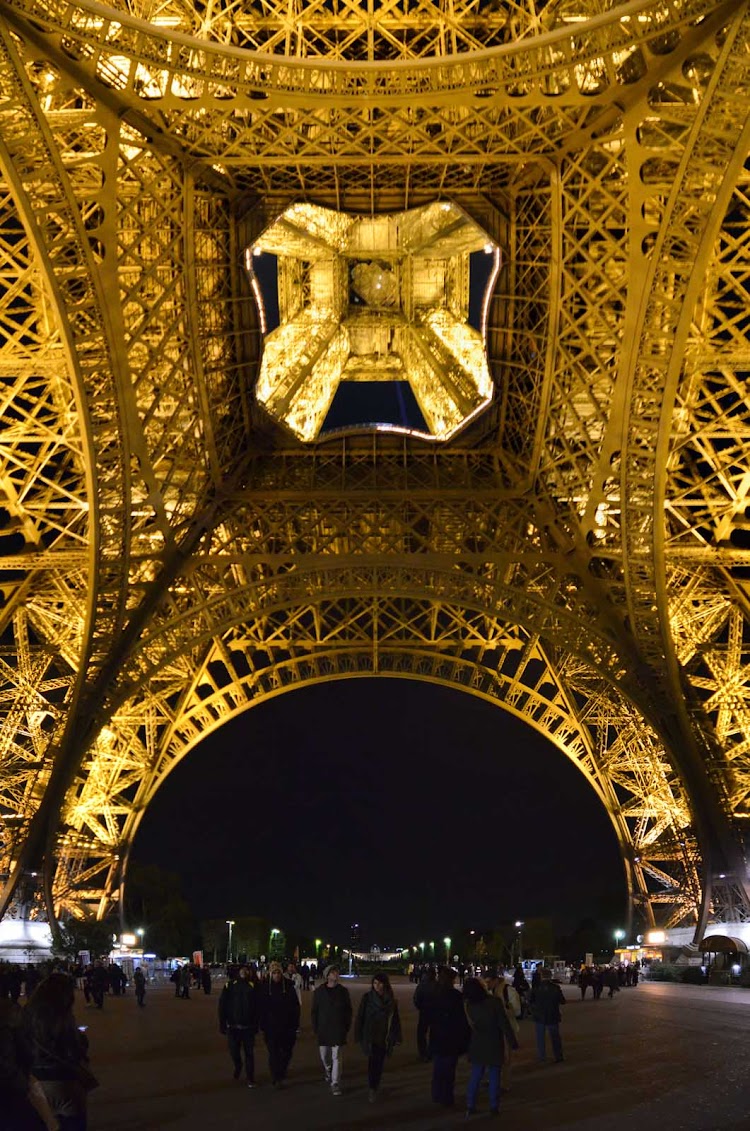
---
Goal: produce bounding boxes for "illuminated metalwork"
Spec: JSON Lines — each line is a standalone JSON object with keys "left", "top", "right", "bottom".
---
{"left": 0, "top": 0, "right": 748, "bottom": 940}
{"left": 252, "top": 201, "right": 495, "bottom": 440}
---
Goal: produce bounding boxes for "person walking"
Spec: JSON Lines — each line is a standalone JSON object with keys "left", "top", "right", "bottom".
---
{"left": 354, "top": 973, "right": 402, "bottom": 1103}
{"left": 218, "top": 966, "right": 259, "bottom": 1086}
{"left": 484, "top": 969, "right": 520, "bottom": 1093}
{"left": 201, "top": 967, "right": 212, "bottom": 995}
{"left": 23, "top": 971, "right": 96, "bottom": 1131}
{"left": 179, "top": 965, "right": 191, "bottom": 1000}
{"left": 311, "top": 965, "right": 352, "bottom": 1096}
{"left": 258, "top": 963, "right": 300, "bottom": 1089}
{"left": 529, "top": 967, "right": 566, "bottom": 1063}
{"left": 427, "top": 966, "right": 470, "bottom": 1108}
{"left": 413, "top": 967, "right": 437, "bottom": 1061}
{"left": 133, "top": 968, "right": 146, "bottom": 1008}
{"left": 462, "top": 976, "right": 518, "bottom": 1118}
{"left": 89, "top": 962, "right": 107, "bottom": 1011}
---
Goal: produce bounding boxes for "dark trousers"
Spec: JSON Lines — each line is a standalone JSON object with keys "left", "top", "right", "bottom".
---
{"left": 136, "top": 989, "right": 145, "bottom": 1007}
{"left": 416, "top": 1012, "right": 430, "bottom": 1058}
{"left": 535, "top": 1022, "right": 563, "bottom": 1062}
{"left": 227, "top": 1028, "right": 255, "bottom": 1080}
{"left": 92, "top": 988, "right": 104, "bottom": 1009}
{"left": 180, "top": 984, "right": 190, "bottom": 999}
{"left": 367, "top": 1044, "right": 387, "bottom": 1091}
{"left": 431, "top": 1053, "right": 458, "bottom": 1105}
{"left": 266, "top": 1034, "right": 295, "bottom": 1082}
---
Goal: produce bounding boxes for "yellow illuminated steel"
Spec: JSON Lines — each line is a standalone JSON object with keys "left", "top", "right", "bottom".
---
{"left": 252, "top": 202, "right": 496, "bottom": 442}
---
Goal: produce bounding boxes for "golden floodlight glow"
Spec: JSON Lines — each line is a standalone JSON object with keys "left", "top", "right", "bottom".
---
{"left": 250, "top": 202, "right": 498, "bottom": 442}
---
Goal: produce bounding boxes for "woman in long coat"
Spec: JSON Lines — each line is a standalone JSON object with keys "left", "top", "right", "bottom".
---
{"left": 354, "top": 973, "right": 402, "bottom": 1103}
{"left": 462, "top": 977, "right": 518, "bottom": 1117}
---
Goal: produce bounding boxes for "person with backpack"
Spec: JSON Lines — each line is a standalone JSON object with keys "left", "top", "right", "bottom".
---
{"left": 529, "top": 967, "right": 566, "bottom": 1063}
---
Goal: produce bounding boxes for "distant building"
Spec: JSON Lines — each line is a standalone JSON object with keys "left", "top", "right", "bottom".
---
{"left": 350, "top": 922, "right": 363, "bottom": 952}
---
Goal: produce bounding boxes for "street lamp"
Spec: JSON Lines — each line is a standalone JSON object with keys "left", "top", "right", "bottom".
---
{"left": 444, "top": 937, "right": 451, "bottom": 963}
{"left": 226, "top": 920, "right": 235, "bottom": 964}
{"left": 315, "top": 938, "right": 322, "bottom": 961}
{"left": 429, "top": 940, "right": 435, "bottom": 957}
{"left": 136, "top": 928, "right": 144, "bottom": 950}
{"left": 614, "top": 929, "right": 625, "bottom": 951}
{"left": 515, "top": 920, "right": 524, "bottom": 964}
{"left": 419, "top": 941, "right": 425, "bottom": 960}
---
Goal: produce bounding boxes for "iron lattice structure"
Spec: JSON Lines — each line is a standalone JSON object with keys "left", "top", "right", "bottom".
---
{"left": 0, "top": 0, "right": 749, "bottom": 936}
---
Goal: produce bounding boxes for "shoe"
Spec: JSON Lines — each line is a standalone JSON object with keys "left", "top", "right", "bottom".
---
{"left": 465, "top": 1109, "right": 477, "bottom": 1119}
{"left": 247, "top": 1081, "right": 256, "bottom": 1089}
{"left": 368, "top": 1089, "right": 377, "bottom": 1103}
{"left": 331, "top": 1084, "right": 342, "bottom": 1096}
{"left": 554, "top": 1057, "right": 564, "bottom": 1063}
{"left": 233, "top": 1068, "right": 241, "bottom": 1081}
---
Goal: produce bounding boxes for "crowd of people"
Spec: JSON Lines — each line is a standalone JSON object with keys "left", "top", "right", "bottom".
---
{"left": 0, "top": 953, "right": 643, "bottom": 1125}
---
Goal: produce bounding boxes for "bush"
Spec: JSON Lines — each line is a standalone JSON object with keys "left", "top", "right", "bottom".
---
{"left": 679, "top": 966, "right": 705, "bottom": 984}
{"left": 647, "top": 963, "right": 678, "bottom": 982}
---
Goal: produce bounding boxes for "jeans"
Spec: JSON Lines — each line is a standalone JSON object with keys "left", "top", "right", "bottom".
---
{"left": 319, "top": 1044, "right": 343, "bottom": 1086}
{"left": 227, "top": 1028, "right": 255, "bottom": 1080}
{"left": 431, "top": 1053, "right": 458, "bottom": 1105}
{"left": 535, "top": 1022, "right": 563, "bottom": 1061}
{"left": 467, "top": 1063, "right": 500, "bottom": 1112}
{"left": 367, "top": 1044, "right": 387, "bottom": 1090}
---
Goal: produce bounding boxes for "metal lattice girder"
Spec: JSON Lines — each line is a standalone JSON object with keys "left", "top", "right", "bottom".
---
{"left": 0, "top": 0, "right": 749, "bottom": 937}
{"left": 53, "top": 603, "right": 701, "bottom": 927}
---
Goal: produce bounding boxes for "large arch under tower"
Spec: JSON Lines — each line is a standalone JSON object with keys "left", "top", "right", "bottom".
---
{"left": 0, "top": 0, "right": 749, "bottom": 941}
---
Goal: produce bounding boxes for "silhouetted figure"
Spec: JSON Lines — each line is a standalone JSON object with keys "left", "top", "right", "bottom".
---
{"left": 426, "top": 966, "right": 469, "bottom": 1108}
{"left": 259, "top": 963, "right": 300, "bottom": 1088}
{"left": 219, "top": 966, "right": 259, "bottom": 1085}
{"left": 529, "top": 967, "right": 566, "bottom": 1063}
{"left": 355, "top": 973, "right": 402, "bottom": 1103}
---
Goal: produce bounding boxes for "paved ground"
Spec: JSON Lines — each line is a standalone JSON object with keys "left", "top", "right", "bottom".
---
{"left": 82, "top": 976, "right": 750, "bottom": 1130}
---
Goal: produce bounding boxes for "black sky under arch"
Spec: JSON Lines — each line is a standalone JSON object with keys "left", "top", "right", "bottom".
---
{"left": 130, "top": 678, "right": 627, "bottom": 946}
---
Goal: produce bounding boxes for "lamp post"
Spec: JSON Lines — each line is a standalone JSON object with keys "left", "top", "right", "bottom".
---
{"left": 136, "top": 927, "right": 144, "bottom": 951}
{"left": 614, "top": 929, "right": 625, "bottom": 953}
{"left": 515, "top": 920, "right": 524, "bottom": 965}
{"left": 226, "top": 920, "right": 235, "bottom": 964}
{"left": 429, "top": 940, "right": 435, "bottom": 958}
{"left": 444, "top": 937, "right": 451, "bottom": 964}
{"left": 419, "top": 941, "right": 425, "bottom": 961}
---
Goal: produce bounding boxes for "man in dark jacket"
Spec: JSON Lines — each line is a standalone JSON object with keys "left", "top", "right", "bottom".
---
{"left": 258, "top": 963, "right": 300, "bottom": 1088}
{"left": 529, "top": 967, "right": 566, "bottom": 1063}
{"left": 427, "top": 967, "right": 470, "bottom": 1108}
{"left": 311, "top": 965, "right": 352, "bottom": 1095}
{"left": 219, "top": 966, "right": 259, "bottom": 1085}
{"left": 413, "top": 967, "right": 438, "bottom": 1061}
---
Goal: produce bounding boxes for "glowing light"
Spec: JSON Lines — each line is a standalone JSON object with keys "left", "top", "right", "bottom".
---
{"left": 252, "top": 201, "right": 496, "bottom": 442}
{"left": 646, "top": 930, "right": 666, "bottom": 945}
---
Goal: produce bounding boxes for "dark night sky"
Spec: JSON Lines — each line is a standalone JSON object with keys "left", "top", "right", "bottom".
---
{"left": 131, "top": 679, "right": 626, "bottom": 947}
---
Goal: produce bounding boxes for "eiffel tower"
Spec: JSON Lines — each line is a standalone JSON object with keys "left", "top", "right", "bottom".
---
{"left": 0, "top": 0, "right": 749, "bottom": 943}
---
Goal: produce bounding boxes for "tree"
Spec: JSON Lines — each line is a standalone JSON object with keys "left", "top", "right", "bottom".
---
{"left": 124, "top": 863, "right": 195, "bottom": 958}
{"left": 53, "top": 916, "right": 118, "bottom": 962}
